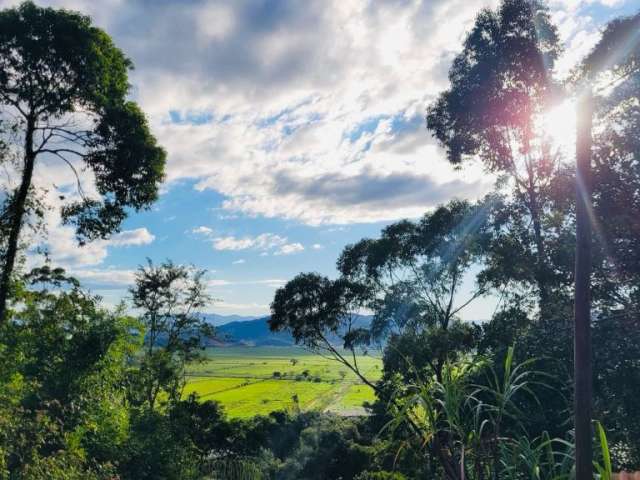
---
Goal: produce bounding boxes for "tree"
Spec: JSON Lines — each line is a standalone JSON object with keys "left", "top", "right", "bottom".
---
{"left": 271, "top": 201, "right": 491, "bottom": 480}
{"left": 426, "top": 0, "right": 563, "bottom": 317}
{"left": 0, "top": 1, "right": 166, "bottom": 321}
{"left": 129, "top": 260, "right": 213, "bottom": 411}
{"left": 571, "top": 14, "right": 640, "bottom": 474}
{"left": 581, "top": 12, "right": 640, "bottom": 313}
{"left": 271, "top": 200, "right": 489, "bottom": 386}
{"left": 270, "top": 272, "right": 374, "bottom": 388}
{"left": 121, "top": 394, "right": 237, "bottom": 480}
{"left": 339, "top": 200, "right": 489, "bottom": 382}
{"left": 0, "top": 266, "right": 136, "bottom": 478}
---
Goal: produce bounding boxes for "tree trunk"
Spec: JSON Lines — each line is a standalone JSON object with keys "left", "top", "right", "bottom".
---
{"left": 0, "top": 116, "right": 36, "bottom": 322}
{"left": 574, "top": 89, "right": 593, "bottom": 480}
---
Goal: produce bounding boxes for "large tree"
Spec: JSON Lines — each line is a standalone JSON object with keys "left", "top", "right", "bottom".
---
{"left": 337, "top": 199, "right": 490, "bottom": 382}
{"left": 427, "top": 0, "right": 563, "bottom": 317}
{"left": 271, "top": 200, "right": 490, "bottom": 383}
{"left": 0, "top": 2, "right": 166, "bottom": 321}
{"left": 580, "top": 12, "right": 640, "bottom": 313}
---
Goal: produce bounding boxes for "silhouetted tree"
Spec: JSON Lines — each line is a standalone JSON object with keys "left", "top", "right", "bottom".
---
{"left": 427, "top": 0, "right": 562, "bottom": 317}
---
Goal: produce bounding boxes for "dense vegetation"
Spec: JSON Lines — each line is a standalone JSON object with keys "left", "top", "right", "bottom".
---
{"left": 0, "top": 0, "right": 639, "bottom": 479}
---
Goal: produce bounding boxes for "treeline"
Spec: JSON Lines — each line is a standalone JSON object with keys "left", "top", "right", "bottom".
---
{"left": 0, "top": 0, "right": 639, "bottom": 479}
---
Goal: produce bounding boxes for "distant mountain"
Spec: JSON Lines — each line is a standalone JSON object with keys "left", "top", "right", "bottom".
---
{"left": 212, "top": 314, "right": 373, "bottom": 347}
{"left": 215, "top": 317, "right": 293, "bottom": 346}
{"left": 200, "top": 313, "right": 261, "bottom": 326}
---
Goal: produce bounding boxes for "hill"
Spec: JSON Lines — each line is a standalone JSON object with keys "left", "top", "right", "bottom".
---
{"left": 211, "top": 314, "right": 373, "bottom": 347}
{"left": 215, "top": 317, "right": 293, "bottom": 346}
{"left": 200, "top": 313, "right": 259, "bottom": 326}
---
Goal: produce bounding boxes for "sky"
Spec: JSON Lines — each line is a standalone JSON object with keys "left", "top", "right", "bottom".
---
{"left": 2, "top": 0, "right": 638, "bottom": 318}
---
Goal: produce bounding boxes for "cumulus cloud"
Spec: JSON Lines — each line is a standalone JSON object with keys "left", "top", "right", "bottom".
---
{"left": 211, "top": 233, "right": 286, "bottom": 251}
{"left": 192, "top": 229, "right": 304, "bottom": 255}
{"left": 275, "top": 242, "right": 304, "bottom": 255}
{"left": 109, "top": 228, "right": 156, "bottom": 247}
{"left": 41, "top": 226, "right": 156, "bottom": 267}
{"left": 2, "top": 0, "right": 506, "bottom": 225}
{"left": 192, "top": 226, "right": 214, "bottom": 235}
{"left": 67, "top": 268, "right": 137, "bottom": 289}
{"left": 1, "top": 0, "right": 631, "bottom": 280}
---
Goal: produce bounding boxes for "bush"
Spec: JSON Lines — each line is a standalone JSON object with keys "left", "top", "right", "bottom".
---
{"left": 354, "top": 472, "right": 407, "bottom": 480}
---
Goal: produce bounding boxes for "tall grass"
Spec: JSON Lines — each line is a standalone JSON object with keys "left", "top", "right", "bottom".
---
{"left": 205, "top": 458, "right": 263, "bottom": 480}
{"left": 386, "top": 347, "right": 613, "bottom": 480}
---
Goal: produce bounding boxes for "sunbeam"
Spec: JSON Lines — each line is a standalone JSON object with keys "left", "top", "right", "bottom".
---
{"left": 539, "top": 99, "right": 578, "bottom": 159}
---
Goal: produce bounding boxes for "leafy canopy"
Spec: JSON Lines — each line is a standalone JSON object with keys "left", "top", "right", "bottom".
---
{"left": 0, "top": 1, "right": 165, "bottom": 243}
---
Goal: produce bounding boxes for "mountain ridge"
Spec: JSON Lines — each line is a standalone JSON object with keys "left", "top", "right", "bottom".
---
{"left": 207, "top": 314, "right": 373, "bottom": 347}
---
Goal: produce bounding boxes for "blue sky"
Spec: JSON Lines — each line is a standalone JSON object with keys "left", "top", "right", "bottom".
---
{"left": 5, "top": 0, "right": 638, "bottom": 318}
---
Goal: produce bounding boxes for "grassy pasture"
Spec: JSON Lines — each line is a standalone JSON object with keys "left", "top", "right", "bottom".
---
{"left": 184, "top": 346, "right": 381, "bottom": 418}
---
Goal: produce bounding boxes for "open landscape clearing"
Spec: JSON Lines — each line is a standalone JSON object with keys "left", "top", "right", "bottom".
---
{"left": 184, "top": 346, "right": 382, "bottom": 418}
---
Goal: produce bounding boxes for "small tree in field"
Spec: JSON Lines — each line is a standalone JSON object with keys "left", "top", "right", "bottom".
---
{"left": 129, "top": 260, "right": 213, "bottom": 411}
{"left": 0, "top": 2, "right": 166, "bottom": 321}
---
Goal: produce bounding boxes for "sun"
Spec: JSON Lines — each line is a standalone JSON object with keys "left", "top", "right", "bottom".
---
{"left": 539, "top": 99, "right": 577, "bottom": 158}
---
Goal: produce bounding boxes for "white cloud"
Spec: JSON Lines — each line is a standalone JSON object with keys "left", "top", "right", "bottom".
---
{"left": 548, "top": 0, "right": 626, "bottom": 11}
{"left": 3, "top": 0, "right": 626, "bottom": 229}
{"left": 109, "top": 228, "right": 156, "bottom": 247}
{"left": 207, "top": 278, "right": 286, "bottom": 289}
{"left": 275, "top": 242, "right": 304, "bottom": 255}
{"left": 211, "top": 233, "right": 287, "bottom": 251}
{"left": 68, "top": 268, "right": 137, "bottom": 289}
{"left": 37, "top": 224, "right": 155, "bottom": 267}
{"left": 192, "top": 226, "right": 214, "bottom": 235}
{"left": 232, "top": 259, "right": 246, "bottom": 264}
{"left": 32, "top": 0, "right": 503, "bottom": 225}
{"left": 312, "top": 243, "right": 324, "bottom": 250}
{"left": 195, "top": 4, "right": 235, "bottom": 41}
{"left": 191, "top": 229, "right": 306, "bottom": 256}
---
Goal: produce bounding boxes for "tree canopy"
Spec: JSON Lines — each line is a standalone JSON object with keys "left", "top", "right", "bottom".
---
{"left": 0, "top": 1, "right": 166, "bottom": 320}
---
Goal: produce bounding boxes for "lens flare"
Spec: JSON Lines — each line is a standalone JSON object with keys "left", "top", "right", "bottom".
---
{"left": 540, "top": 99, "right": 577, "bottom": 159}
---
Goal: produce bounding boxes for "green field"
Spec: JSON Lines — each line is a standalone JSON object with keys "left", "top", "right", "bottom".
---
{"left": 184, "top": 346, "right": 381, "bottom": 418}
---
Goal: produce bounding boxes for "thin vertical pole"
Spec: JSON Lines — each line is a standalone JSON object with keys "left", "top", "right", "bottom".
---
{"left": 574, "top": 88, "right": 593, "bottom": 480}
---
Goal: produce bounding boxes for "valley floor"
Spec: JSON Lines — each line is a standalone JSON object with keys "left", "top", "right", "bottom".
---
{"left": 184, "top": 346, "right": 381, "bottom": 418}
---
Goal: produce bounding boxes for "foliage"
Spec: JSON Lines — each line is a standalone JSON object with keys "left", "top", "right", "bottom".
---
{"left": 0, "top": 0, "right": 166, "bottom": 320}
{"left": 427, "top": 0, "right": 571, "bottom": 318}
{"left": 0, "top": 0, "right": 640, "bottom": 479}
{"left": 0, "top": 267, "right": 135, "bottom": 478}
{"left": 276, "top": 415, "right": 372, "bottom": 480}
{"left": 270, "top": 200, "right": 491, "bottom": 403}
{"left": 206, "top": 458, "right": 264, "bottom": 480}
{"left": 354, "top": 472, "right": 406, "bottom": 480}
{"left": 128, "top": 259, "right": 213, "bottom": 411}
{"left": 385, "top": 347, "right": 570, "bottom": 480}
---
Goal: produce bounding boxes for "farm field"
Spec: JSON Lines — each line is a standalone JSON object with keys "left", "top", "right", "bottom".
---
{"left": 184, "top": 346, "right": 382, "bottom": 418}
